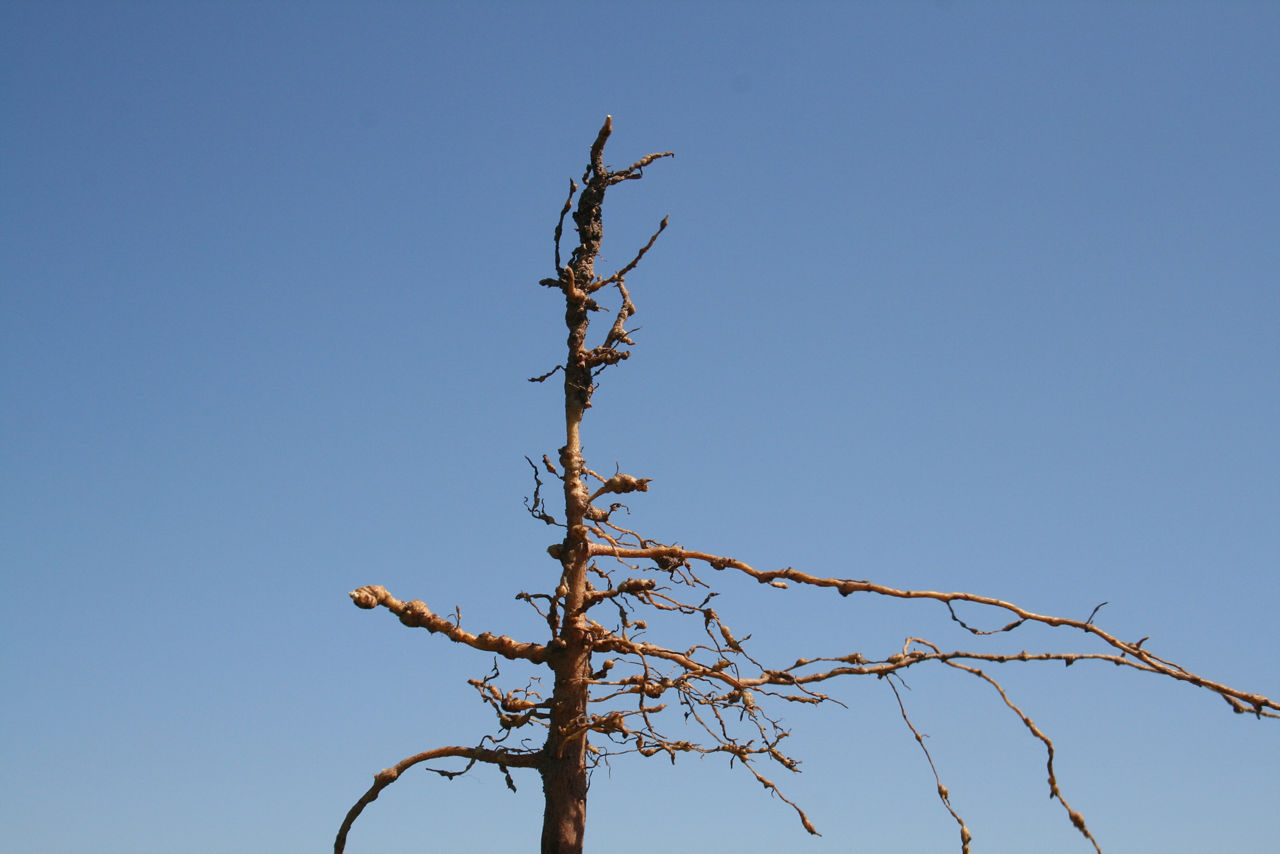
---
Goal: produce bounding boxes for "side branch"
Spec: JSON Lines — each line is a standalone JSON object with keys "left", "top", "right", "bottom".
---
{"left": 335, "top": 744, "right": 541, "bottom": 854}
{"left": 590, "top": 215, "right": 669, "bottom": 294}
{"left": 888, "top": 678, "right": 972, "bottom": 853}
{"left": 585, "top": 115, "right": 674, "bottom": 186}
{"left": 586, "top": 544, "right": 1279, "bottom": 716}
{"left": 350, "top": 585, "right": 548, "bottom": 663}
{"left": 943, "top": 658, "right": 1102, "bottom": 853}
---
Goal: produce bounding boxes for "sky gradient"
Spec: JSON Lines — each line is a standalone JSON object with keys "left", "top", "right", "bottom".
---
{"left": 3, "top": 3, "right": 1277, "bottom": 853}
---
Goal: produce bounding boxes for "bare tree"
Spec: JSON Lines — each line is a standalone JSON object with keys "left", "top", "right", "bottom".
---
{"left": 335, "top": 117, "right": 1277, "bottom": 854}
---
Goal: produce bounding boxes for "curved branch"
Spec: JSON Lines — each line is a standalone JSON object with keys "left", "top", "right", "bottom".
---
{"left": 942, "top": 657, "right": 1102, "bottom": 853}
{"left": 335, "top": 745, "right": 541, "bottom": 854}
{"left": 888, "top": 677, "right": 973, "bottom": 852}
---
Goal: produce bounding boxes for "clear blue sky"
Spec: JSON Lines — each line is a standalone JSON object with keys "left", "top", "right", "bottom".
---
{"left": 2, "top": 3, "right": 1277, "bottom": 852}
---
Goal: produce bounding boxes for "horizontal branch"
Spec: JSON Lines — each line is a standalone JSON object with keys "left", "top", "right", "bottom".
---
{"left": 587, "top": 543, "right": 1279, "bottom": 717}
{"left": 350, "top": 585, "right": 548, "bottom": 663}
{"left": 593, "top": 634, "right": 737, "bottom": 687}
{"left": 335, "top": 744, "right": 541, "bottom": 854}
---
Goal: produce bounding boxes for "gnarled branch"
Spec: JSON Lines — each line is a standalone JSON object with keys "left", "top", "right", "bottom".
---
{"left": 335, "top": 745, "right": 540, "bottom": 854}
{"left": 350, "top": 585, "right": 548, "bottom": 664}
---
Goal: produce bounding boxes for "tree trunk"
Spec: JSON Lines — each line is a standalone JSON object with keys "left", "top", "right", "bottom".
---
{"left": 538, "top": 239, "right": 595, "bottom": 850}
{"left": 537, "top": 115, "right": 646, "bottom": 853}
{"left": 538, "top": 639, "right": 591, "bottom": 854}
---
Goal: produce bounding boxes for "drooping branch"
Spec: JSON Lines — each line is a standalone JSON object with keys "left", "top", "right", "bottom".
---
{"left": 558, "top": 524, "right": 1277, "bottom": 845}
{"left": 335, "top": 745, "right": 540, "bottom": 854}
{"left": 941, "top": 656, "right": 1102, "bottom": 853}
{"left": 887, "top": 676, "right": 974, "bottom": 853}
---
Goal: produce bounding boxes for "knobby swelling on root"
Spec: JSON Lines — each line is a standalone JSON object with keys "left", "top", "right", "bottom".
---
{"left": 335, "top": 117, "right": 1278, "bottom": 854}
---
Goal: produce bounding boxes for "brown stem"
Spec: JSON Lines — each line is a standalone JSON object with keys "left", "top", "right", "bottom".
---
{"left": 335, "top": 746, "right": 539, "bottom": 854}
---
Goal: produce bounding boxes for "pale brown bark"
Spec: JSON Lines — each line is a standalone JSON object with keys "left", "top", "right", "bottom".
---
{"left": 536, "top": 114, "right": 640, "bottom": 854}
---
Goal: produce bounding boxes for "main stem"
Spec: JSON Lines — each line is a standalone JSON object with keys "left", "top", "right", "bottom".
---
{"left": 538, "top": 117, "right": 614, "bottom": 854}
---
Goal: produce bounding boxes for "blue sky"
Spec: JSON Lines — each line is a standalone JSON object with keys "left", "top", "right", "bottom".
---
{"left": 2, "top": 2, "right": 1277, "bottom": 852}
